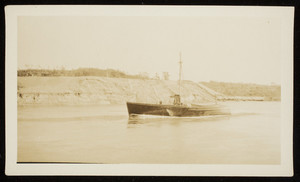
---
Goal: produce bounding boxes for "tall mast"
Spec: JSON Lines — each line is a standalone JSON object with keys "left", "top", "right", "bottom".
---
{"left": 178, "top": 52, "right": 182, "bottom": 96}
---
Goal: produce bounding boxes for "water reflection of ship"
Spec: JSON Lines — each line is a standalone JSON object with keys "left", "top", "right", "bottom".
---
{"left": 126, "top": 53, "right": 231, "bottom": 118}
{"left": 127, "top": 114, "right": 231, "bottom": 127}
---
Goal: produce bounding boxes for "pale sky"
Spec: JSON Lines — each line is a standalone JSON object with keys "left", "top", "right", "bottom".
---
{"left": 18, "top": 15, "right": 281, "bottom": 84}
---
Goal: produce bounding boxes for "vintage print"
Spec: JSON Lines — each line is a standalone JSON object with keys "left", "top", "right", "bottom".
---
{"left": 6, "top": 6, "right": 294, "bottom": 176}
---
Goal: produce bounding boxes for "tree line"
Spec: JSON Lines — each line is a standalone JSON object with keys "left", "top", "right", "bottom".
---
{"left": 17, "top": 68, "right": 170, "bottom": 80}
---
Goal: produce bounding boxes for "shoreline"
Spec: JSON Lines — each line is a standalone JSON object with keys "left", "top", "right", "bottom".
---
{"left": 17, "top": 100, "right": 281, "bottom": 108}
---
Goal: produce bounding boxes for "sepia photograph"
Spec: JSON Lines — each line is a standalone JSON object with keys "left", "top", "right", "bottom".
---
{"left": 5, "top": 5, "right": 294, "bottom": 176}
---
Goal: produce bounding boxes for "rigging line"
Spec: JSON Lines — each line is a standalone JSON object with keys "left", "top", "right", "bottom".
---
{"left": 179, "top": 52, "right": 182, "bottom": 96}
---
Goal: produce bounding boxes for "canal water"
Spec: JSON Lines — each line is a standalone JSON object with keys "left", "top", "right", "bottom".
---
{"left": 17, "top": 101, "right": 280, "bottom": 164}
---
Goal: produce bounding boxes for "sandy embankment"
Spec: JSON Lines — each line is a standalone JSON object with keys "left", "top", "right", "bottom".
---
{"left": 17, "top": 76, "right": 216, "bottom": 105}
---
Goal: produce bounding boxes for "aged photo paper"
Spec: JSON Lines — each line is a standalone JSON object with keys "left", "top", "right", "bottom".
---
{"left": 5, "top": 5, "right": 294, "bottom": 176}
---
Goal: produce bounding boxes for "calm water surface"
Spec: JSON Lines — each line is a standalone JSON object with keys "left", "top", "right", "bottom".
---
{"left": 18, "top": 101, "right": 280, "bottom": 164}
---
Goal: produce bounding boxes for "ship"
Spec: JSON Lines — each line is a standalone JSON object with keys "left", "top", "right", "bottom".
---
{"left": 126, "top": 53, "right": 230, "bottom": 117}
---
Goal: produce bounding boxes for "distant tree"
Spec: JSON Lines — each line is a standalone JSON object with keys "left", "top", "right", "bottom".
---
{"left": 154, "top": 73, "right": 160, "bottom": 80}
{"left": 163, "top": 72, "right": 170, "bottom": 80}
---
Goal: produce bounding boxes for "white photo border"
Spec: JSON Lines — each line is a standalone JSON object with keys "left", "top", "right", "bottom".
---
{"left": 5, "top": 5, "right": 294, "bottom": 176}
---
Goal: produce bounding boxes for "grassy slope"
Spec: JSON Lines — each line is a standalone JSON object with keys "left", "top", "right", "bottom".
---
{"left": 17, "top": 76, "right": 215, "bottom": 105}
{"left": 200, "top": 81, "right": 281, "bottom": 101}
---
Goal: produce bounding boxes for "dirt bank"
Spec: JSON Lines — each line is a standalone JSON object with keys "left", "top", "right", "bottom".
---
{"left": 17, "top": 76, "right": 217, "bottom": 105}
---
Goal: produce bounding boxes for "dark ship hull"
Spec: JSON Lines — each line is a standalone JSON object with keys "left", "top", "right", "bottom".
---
{"left": 126, "top": 102, "right": 230, "bottom": 117}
